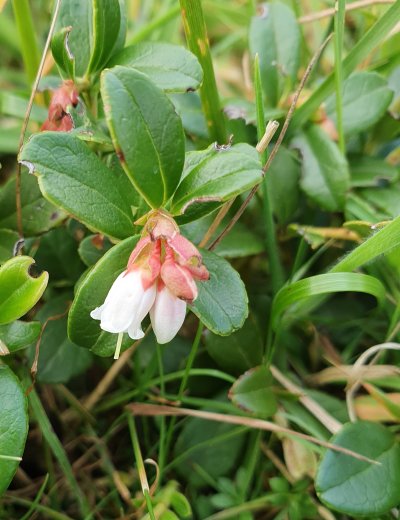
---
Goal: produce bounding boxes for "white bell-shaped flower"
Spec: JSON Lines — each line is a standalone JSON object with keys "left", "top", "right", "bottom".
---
{"left": 150, "top": 285, "right": 187, "bottom": 344}
{"left": 90, "top": 269, "right": 156, "bottom": 340}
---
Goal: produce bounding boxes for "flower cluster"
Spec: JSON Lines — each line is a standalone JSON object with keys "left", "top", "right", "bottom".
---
{"left": 41, "top": 80, "right": 78, "bottom": 132}
{"left": 91, "top": 211, "right": 209, "bottom": 349}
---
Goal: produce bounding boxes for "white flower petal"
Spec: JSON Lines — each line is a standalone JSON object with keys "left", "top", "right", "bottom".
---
{"left": 127, "top": 282, "right": 157, "bottom": 340}
{"left": 90, "top": 305, "right": 104, "bottom": 320}
{"left": 150, "top": 287, "right": 186, "bottom": 344}
{"left": 93, "top": 270, "right": 145, "bottom": 334}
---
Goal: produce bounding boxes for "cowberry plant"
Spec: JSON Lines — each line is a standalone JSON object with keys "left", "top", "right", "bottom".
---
{"left": 1, "top": 0, "right": 400, "bottom": 518}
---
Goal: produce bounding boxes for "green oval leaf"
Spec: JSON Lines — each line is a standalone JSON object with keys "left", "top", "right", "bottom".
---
{"left": 0, "top": 365, "right": 29, "bottom": 496}
{"left": 68, "top": 236, "right": 139, "bottom": 349}
{"left": 171, "top": 143, "right": 263, "bottom": 223}
{"left": 87, "top": 0, "right": 122, "bottom": 73}
{"left": 249, "top": 2, "right": 300, "bottom": 106}
{"left": 19, "top": 133, "right": 137, "bottom": 240}
{"left": 101, "top": 66, "right": 185, "bottom": 208}
{"left": 189, "top": 250, "right": 249, "bottom": 335}
{"left": 271, "top": 272, "right": 385, "bottom": 330}
{"left": 55, "top": 0, "right": 92, "bottom": 77}
{"left": 0, "top": 256, "right": 48, "bottom": 325}
{"left": 51, "top": 26, "right": 75, "bottom": 79}
{"left": 229, "top": 366, "right": 277, "bottom": 418}
{"left": 0, "top": 229, "right": 19, "bottom": 264}
{"left": 0, "top": 173, "right": 64, "bottom": 237}
{"left": 292, "top": 125, "right": 350, "bottom": 212}
{"left": 316, "top": 421, "right": 400, "bottom": 516}
{"left": 326, "top": 72, "right": 393, "bottom": 135}
{"left": 108, "top": 42, "right": 203, "bottom": 92}
{"left": 0, "top": 320, "right": 41, "bottom": 356}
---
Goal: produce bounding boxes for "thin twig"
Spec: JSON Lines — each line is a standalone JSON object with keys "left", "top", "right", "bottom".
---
{"left": 208, "top": 33, "right": 333, "bottom": 252}
{"left": 127, "top": 403, "right": 379, "bottom": 464}
{"left": 299, "top": 0, "right": 394, "bottom": 24}
{"left": 199, "top": 199, "right": 235, "bottom": 248}
{"left": 15, "top": 0, "right": 63, "bottom": 239}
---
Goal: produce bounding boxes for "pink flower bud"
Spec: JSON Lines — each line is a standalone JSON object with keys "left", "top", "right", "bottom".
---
{"left": 160, "top": 246, "right": 198, "bottom": 302}
{"left": 41, "top": 80, "right": 79, "bottom": 132}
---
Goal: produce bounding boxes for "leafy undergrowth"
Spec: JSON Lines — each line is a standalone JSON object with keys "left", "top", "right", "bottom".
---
{"left": 0, "top": 0, "right": 400, "bottom": 519}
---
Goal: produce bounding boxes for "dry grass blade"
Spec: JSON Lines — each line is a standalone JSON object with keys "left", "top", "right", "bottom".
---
{"left": 270, "top": 365, "right": 342, "bottom": 433}
{"left": 308, "top": 364, "right": 400, "bottom": 385}
{"left": 299, "top": 0, "right": 395, "bottom": 24}
{"left": 208, "top": 33, "right": 333, "bottom": 251}
{"left": 346, "top": 342, "right": 400, "bottom": 421}
{"left": 127, "top": 403, "right": 379, "bottom": 464}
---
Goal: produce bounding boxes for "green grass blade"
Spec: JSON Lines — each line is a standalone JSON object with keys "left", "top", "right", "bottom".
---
{"left": 334, "top": 0, "right": 346, "bottom": 153}
{"left": 271, "top": 272, "right": 386, "bottom": 329}
{"left": 332, "top": 216, "right": 400, "bottom": 273}
{"left": 29, "top": 389, "right": 91, "bottom": 518}
{"left": 179, "top": 0, "right": 226, "bottom": 143}
{"left": 11, "top": 0, "right": 41, "bottom": 85}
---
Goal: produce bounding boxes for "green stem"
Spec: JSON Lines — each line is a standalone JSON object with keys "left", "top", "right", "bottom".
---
{"left": 179, "top": 0, "right": 227, "bottom": 143}
{"left": 127, "top": 415, "right": 156, "bottom": 520}
{"left": 163, "top": 321, "right": 203, "bottom": 471}
{"left": 254, "top": 55, "right": 285, "bottom": 295}
{"left": 334, "top": 0, "right": 346, "bottom": 153}
{"left": 12, "top": 0, "right": 41, "bottom": 85}
{"left": 156, "top": 343, "right": 167, "bottom": 478}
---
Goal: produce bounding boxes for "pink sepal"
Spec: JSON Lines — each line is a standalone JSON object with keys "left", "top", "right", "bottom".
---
{"left": 160, "top": 248, "right": 198, "bottom": 302}
{"left": 167, "top": 234, "right": 209, "bottom": 281}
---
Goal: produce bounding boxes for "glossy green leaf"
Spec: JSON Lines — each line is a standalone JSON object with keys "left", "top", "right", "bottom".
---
{"left": 229, "top": 366, "right": 277, "bottom": 418}
{"left": 249, "top": 2, "right": 300, "bottom": 106}
{"left": 271, "top": 273, "right": 385, "bottom": 329}
{"left": 292, "top": 125, "right": 350, "bottom": 212}
{"left": 316, "top": 421, "right": 400, "bottom": 515}
{"left": 28, "top": 295, "right": 92, "bottom": 384}
{"left": 87, "top": 0, "right": 122, "bottom": 73}
{"left": 19, "top": 132, "right": 137, "bottom": 240}
{"left": 205, "top": 317, "right": 263, "bottom": 375}
{"left": 171, "top": 143, "right": 263, "bottom": 223}
{"left": 326, "top": 72, "right": 393, "bottom": 135}
{"left": 78, "top": 234, "right": 113, "bottom": 267}
{"left": 0, "top": 229, "right": 19, "bottom": 264}
{"left": 189, "top": 250, "right": 248, "bottom": 335}
{"left": 268, "top": 146, "right": 301, "bottom": 225}
{"left": 55, "top": 0, "right": 92, "bottom": 77}
{"left": 0, "top": 256, "right": 48, "bottom": 325}
{"left": 101, "top": 66, "right": 185, "bottom": 208}
{"left": 51, "top": 26, "right": 75, "bottom": 79}
{"left": 108, "top": 42, "right": 203, "bottom": 92}
{"left": 0, "top": 173, "right": 64, "bottom": 237}
{"left": 68, "top": 236, "right": 139, "bottom": 349}
{"left": 0, "top": 365, "right": 28, "bottom": 496}
{"left": 0, "top": 320, "right": 41, "bottom": 356}
{"left": 34, "top": 227, "right": 84, "bottom": 285}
